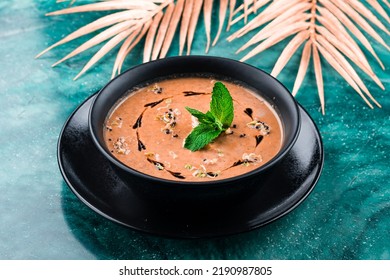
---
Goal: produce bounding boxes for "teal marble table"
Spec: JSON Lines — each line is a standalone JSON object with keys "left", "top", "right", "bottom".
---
{"left": 0, "top": 1, "right": 389, "bottom": 259}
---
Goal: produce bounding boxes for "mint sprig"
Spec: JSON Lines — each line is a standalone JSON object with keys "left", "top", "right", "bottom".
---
{"left": 184, "top": 82, "right": 234, "bottom": 151}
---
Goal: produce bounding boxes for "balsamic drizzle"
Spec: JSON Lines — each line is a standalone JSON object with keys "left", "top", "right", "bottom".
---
{"left": 230, "top": 160, "right": 244, "bottom": 168}
{"left": 132, "top": 109, "right": 146, "bottom": 129}
{"left": 136, "top": 131, "right": 146, "bottom": 151}
{"left": 206, "top": 172, "right": 219, "bottom": 178}
{"left": 147, "top": 158, "right": 185, "bottom": 179}
{"left": 183, "top": 91, "right": 209, "bottom": 96}
{"left": 167, "top": 170, "right": 186, "bottom": 179}
{"left": 255, "top": 135, "right": 264, "bottom": 147}
{"left": 144, "top": 98, "right": 165, "bottom": 108}
{"left": 244, "top": 108, "right": 253, "bottom": 119}
{"left": 147, "top": 158, "right": 164, "bottom": 168}
{"left": 134, "top": 97, "right": 175, "bottom": 130}
{"left": 134, "top": 97, "right": 172, "bottom": 151}
{"left": 134, "top": 97, "right": 184, "bottom": 178}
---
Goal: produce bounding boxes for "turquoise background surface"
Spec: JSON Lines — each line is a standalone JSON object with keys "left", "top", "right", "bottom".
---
{"left": 0, "top": 0, "right": 389, "bottom": 259}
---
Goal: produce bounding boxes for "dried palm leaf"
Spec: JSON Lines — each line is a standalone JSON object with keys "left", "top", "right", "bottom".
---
{"left": 229, "top": 0, "right": 389, "bottom": 114}
{"left": 317, "top": 3, "right": 384, "bottom": 69}
{"left": 35, "top": 10, "right": 141, "bottom": 58}
{"left": 186, "top": 0, "right": 203, "bottom": 55}
{"left": 38, "top": 0, "right": 388, "bottom": 114}
{"left": 74, "top": 26, "right": 137, "bottom": 81}
{"left": 143, "top": 11, "right": 164, "bottom": 62}
{"left": 151, "top": 3, "right": 175, "bottom": 61}
{"left": 292, "top": 41, "right": 311, "bottom": 96}
{"left": 312, "top": 43, "right": 325, "bottom": 114}
{"left": 179, "top": 0, "right": 194, "bottom": 55}
{"left": 46, "top": 1, "right": 160, "bottom": 15}
{"left": 204, "top": 0, "right": 213, "bottom": 53}
{"left": 212, "top": 0, "right": 228, "bottom": 46}
{"left": 270, "top": 31, "right": 310, "bottom": 77}
{"left": 113, "top": 22, "right": 149, "bottom": 78}
{"left": 227, "top": 0, "right": 236, "bottom": 30}
{"left": 51, "top": 20, "right": 137, "bottom": 67}
{"left": 367, "top": 0, "right": 390, "bottom": 22}
{"left": 56, "top": 0, "right": 75, "bottom": 4}
{"left": 231, "top": 0, "right": 270, "bottom": 25}
{"left": 159, "top": 0, "right": 185, "bottom": 58}
{"left": 347, "top": 0, "right": 390, "bottom": 32}
{"left": 37, "top": 0, "right": 233, "bottom": 79}
{"left": 116, "top": 23, "right": 151, "bottom": 75}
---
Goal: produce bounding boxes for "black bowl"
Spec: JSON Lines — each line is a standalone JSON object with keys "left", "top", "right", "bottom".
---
{"left": 89, "top": 56, "right": 300, "bottom": 203}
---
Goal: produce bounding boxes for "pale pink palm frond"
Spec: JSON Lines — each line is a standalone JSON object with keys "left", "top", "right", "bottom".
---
{"left": 367, "top": 0, "right": 390, "bottom": 22}
{"left": 292, "top": 41, "right": 311, "bottom": 96}
{"left": 56, "top": 0, "right": 76, "bottom": 5}
{"left": 159, "top": 0, "right": 185, "bottom": 59}
{"left": 143, "top": 11, "right": 164, "bottom": 62}
{"left": 312, "top": 43, "right": 325, "bottom": 114}
{"left": 113, "top": 21, "right": 151, "bottom": 78}
{"left": 179, "top": 0, "right": 194, "bottom": 55}
{"left": 204, "top": 0, "right": 213, "bottom": 53}
{"left": 186, "top": 0, "right": 203, "bottom": 55}
{"left": 37, "top": 0, "right": 235, "bottom": 80}
{"left": 212, "top": 0, "right": 228, "bottom": 46}
{"left": 228, "top": 0, "right": 389, "bottom": 114}
{"left": 151, "top": 2, "right": 175, "bottom": 61}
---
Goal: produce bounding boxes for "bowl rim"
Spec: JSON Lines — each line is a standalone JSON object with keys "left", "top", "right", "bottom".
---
{"left": 89, "top": 55, "right": 301, "bottom": 186}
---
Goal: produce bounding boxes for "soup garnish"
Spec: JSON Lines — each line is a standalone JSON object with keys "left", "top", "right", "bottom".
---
{"left": 184, "top": 82, "right": 234, "bottom": 151}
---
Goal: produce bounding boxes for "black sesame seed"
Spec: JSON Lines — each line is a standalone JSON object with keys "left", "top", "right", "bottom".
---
{"left": 232, "top": 124, "right": 237, "bottom": 128}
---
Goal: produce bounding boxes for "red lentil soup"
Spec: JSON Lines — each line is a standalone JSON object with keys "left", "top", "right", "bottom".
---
{"left": 104, "top": 77, "right": 283, "bottom": 181}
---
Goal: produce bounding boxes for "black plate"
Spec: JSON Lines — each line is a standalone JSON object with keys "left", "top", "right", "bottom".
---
{"left": 58, "top": 94, "right": 324, "bottom": 238}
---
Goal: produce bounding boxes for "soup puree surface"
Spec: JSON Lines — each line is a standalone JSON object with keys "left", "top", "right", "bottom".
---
{"left": 104, "top": 77, "right": 283, "bottom": 181}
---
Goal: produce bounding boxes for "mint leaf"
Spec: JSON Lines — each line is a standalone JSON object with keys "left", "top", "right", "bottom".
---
{"left": 184, "top": 123, "right": 221, "bottom": 151}
{"left": 210, "top": 81, "right": 234, "bottom": 128}
{"left": 185, "top": 107, "right": 215, "bottom": 124}
{"left": 184, "top": 81, "right": 234, "bottom": 151}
